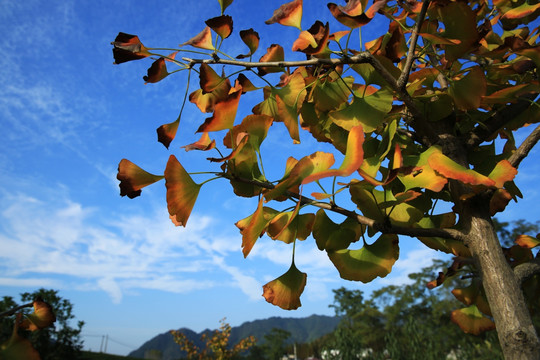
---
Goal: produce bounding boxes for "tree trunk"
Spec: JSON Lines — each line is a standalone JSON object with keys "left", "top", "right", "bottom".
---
{"left": 463, "top": 196, "right": 540, "bottom": 359}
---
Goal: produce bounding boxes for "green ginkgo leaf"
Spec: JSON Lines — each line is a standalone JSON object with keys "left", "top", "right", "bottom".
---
{"left": 328, "top": 234, "right": 399, "bottom": 283}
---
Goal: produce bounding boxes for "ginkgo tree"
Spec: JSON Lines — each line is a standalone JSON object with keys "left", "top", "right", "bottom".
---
{"left": 111, "top": 0, "right": 540, "bottom": 358}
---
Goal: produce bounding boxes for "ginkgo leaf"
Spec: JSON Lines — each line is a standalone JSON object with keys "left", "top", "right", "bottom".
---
{"left": 267, "top": 200, "right": 315, "bottom": 243}
{"left": 205, "top": 15, "right": 233, "bottom": 39}
{"left": 452, "top": 281, "right": 492, "bottom": 316}
{"left": 264, "top": 152, "right": 336, "bottom": 201}
{"left": 488, "top": 160, "right": 518, "bottom": 188}
{"left": 449, "top": 67, "right": 487, "bottom": 111}
{"left": 292, "top": 21, "right": 329, "bottom": 55}
{"left": 208, "top": 133, "right": 250, "bottom": 162}
{"left": 398, "top": 147, "right": 447, "bottom": 192}
{"left": 180, "top": 27, "right": 215, "bottom": 50}
{"left": 302, "top": 125, "right": 364, "bottom": 184}
{"left": 329, "top": 88, "right": 393, "bottom": 133}
{"left": 428, "top": 148, "right": 496, "bottom": 187}
{"left": 143, "top": 58, "right": 169, "bottom": 84}
{"left": 236, "top": 197, "right": 279, "bottom": 257}
{"left": 436, "top": 1, "right": 479, "bottom": 61}
{"left": 189, "top": 78, "right": 231, "bottom": 113}
{"left": 164, "top": 155, "right": 202, "bottom": 227}
{"left": 327, "top": 0, "right": 388, "bottom": 28}
{"left": 237, "top": 29, "right": 260, "bottom": 59}
{"left": 257, "top": 44, "right": 285, "bottom": 75}
{"left": 217, "top": 0, "right": 234, "bottom": 14}
{"left": 157, "top": 118, "right": 180, "bottom": 149}
{"left": 490, "top": 189, "right": 513, "bottom": 215}
{"left": 262, "top": 262, "right": 307, "bottom": 310}
{"left": 19, "top": 297, "right": 56, "bottom": 331}
{"left": 181, "top": 132, "right": 216, "bottom": 152}
{"left": 419, "top": 32, "right": 461, "bottom": 45}
{"left": 117, "top": 159, "right": 164, "bottom": 199}
{"left": 224, "top": 114, "right": 273, "bottom": 151}
{"left": 312, "top": 209, "right": 362, "bottom": 251}
{"left": 328, "top": 234, "right": 399, "bottom": 282}
{"left": 515, "top": 234, "right": 540, "bottom": 249}
{"left": 501, "top": 2, "right": 540, "bottom": 19}
{"left": 0, "top": 314, "right": 40, "bottom": 360}
{"left": 111, "top": 32, "right": 151, "bottom": 64}
{"left": 199, "top": 63, "right": 226, "bottom": 94}
{"left": 451, "top": 305, "right": 495, "bottom": 335}
{"left": 235, "top": 73, "right": 258, "bottom": 92}
{"left": 265, "top": 0, "right": 303, "bottom": 30}
{"left": 197, "top": 85, "right": 242, "bottom": 132}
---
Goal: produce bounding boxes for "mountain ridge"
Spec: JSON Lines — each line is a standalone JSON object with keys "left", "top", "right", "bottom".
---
{"left": 128, "top": 314, "right": 340, "bottom": 359}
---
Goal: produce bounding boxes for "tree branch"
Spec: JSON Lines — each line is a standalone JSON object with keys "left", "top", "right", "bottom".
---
{"left": 221, "top": 173, "right": 466, "bottom": 241}
{"left": 0, "top": 302, "right": 33, "bottom": 318}
{"left": 465, "top": 94, "right": 538, "bottom": 149}
{"left": 397, "top": 0, "right": 431, "bottom": 90}
{"left": 514, "top": 257, "right": 540, "bottom": 286}
{"left": 508, "top": 123, "right": 540, "bottom": 168}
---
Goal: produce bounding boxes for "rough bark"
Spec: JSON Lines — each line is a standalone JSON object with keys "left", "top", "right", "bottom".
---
{"left": 463, "top": 197, "right": 540, "bottom": 360}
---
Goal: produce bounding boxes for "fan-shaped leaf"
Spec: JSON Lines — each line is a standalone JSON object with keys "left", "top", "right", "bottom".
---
{"left": 197, "top": 85, "right": 242, "bottom": 132}
{"left": 181, "top": 132, "right": 216, "bottom": 152}
{"left": 205, "top": 15, "right": 233, "bottom": 39}
{"left": 451, "top": 305, "right": 495, "bottom": 335}
{"left": 157, "top": 118, "right": 180, "bottom": 149}
{"left": 165, "top": 155, "right": 202, "bottom": 227}
{"left": 265, "top": 0, "right": 303, "bottom": 30}
{"left": 328, "top": 234, "right": 399, "bottom": 282}
{"left": 111, "top": 32, "right": 150, "bottom": 64}
{"left": 237, "top": 29, "right": 260, "bottom": 59}
{"left": 181, "top": 27, "right": 215, "bottom": 50}
{"left": 236, "top": 197, "right": 279, "bottom": 257}
{"left": 117, "top": 159, "right": 164, "bottom": 199}
{"left": 262, "top": 262, "right": 307, "bottom": 310}
{"left": 143, "top": 58, "right": 169, "bottom": 84}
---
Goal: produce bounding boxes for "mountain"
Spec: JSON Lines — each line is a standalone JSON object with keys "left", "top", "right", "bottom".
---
{"left": 128, "top": 314, "right": 340, "bottom": 360}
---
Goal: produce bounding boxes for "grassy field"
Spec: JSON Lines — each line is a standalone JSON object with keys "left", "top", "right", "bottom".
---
{"left": 80, "top": 351, "right": 140, "bottom": 360}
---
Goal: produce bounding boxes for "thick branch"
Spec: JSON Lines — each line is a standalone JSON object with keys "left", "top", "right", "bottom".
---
{"left": 221, "top": 173, "right": 466, "bottom": 241}
{"left": 397, "top": 0, "right": 431, "bottom": 90}
{"left": 465, "top": 94, "right": 538, "bottom": 149}
{"left": 508, "top": 123, "right": 540, "bottom": 168}
{"left": 514, "top": 257, "right": 540, "bottom": 286}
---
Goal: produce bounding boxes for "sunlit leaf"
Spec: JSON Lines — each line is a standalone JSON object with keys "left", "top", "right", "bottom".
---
{"left": 236, "top": 73, "right": 258, "bottom": 92}
{"left": 329, "top": 88, "right": 392, "bottom": 133}
{"left": 416, "top": 213, "right": 471, "bottom": 257}
{"left": 236, "top": 197, "right": 279, "bottom": 257}
{"left": 366, "top": 21, "right": 407, "bottom": 62}
{"left": 224, "top": 114, "right": 273, "bottom": 151}
{"left": 237, "top": 29, "right": 260, "bottom": 59}
{"left": 302, "top": 125, "right": 364, "bottom": 184}
{"left": 501, "top": 2, "right": 540, "bottom": 19}
{"left": 208, "top": 133, "right": 249, "bottom": 162}
{"left": 180, "top": 27, "right": 215, "bottom": 50}
{"left": 205, "top": 15, "right": 233, "bottom": 39}
{"left": 488, "top": 160, "right": 518, "bottom": 188}
{"left": 199, "top": 63, "right": 226, "bottom": 94}
{"left": 143, "top": 58, "right": 169, "bottom": 84}
{"left": 327, "top": 0, "right": 388, "bottom": 28}
{"left": 264, "top": 152, "right": 335, "bottom": 201}
{"left": 515, "top": 234, "right": 540, "bottom": 249}
{"left": 419, "top": 32, "right": 461, "bottom": 45}
{"left": 328, "top": 234, "right": 399, "bottom": 282}
{"left": 452, "top": 281, "right": 492, "bottom": 316}
{"left": 267, "top": 202, "right": 315, "bottom": 243}
{"left": 449, "top": 67, "right": 486, "bottom": 111}
{"left": 181, "top": 132, "right": 216, "bottom": 152}
{"left": 311, "top": 74, "right": 354, "bottom": 112}
{"left": 265, "top": 0, "right": 303, "bottom": 30}
{"left": 398, "top": 147, "right": 448, "bottom": 192}
{"left": 262, "top": 262, "right": 307, "bottom": 310}
{"left": 111, "top": 32, "right": 150, "bottom": 64}
{"left": 275, "top": 94, "right": 300, "bottom": 143}
{"left": 0, "top": 314, "right": 40, "bottom": 360}
{"left": 451, "top": 305, "right": 495, "bottom": 335}
{"left": 197, "top": 85, "right": 242, "bottom": 132}
{"left": 329, "top": 30, "right": 351, "bottom": 42}
{"left": 190, "top": 78, "right": 231, "bottom": 113}
{"left": 428, "top": 148, "right": 496, "bottom": 187}
{"left": 117, "top": 159, "right": 164, "bottom": 199}
{"left": 164, "top": 155, "right": 202, "bottom": 227}
{"left": 257, "top": 44, "right": 285, "bottom": 75}
{"left": 157, "top": 118, "right": 180, "bottom": 149}
{"left": 20, "top": 297, "right": 56, "bottom": 331}
{"left": 292, "top": 21, "right": 329, "bottom": 55}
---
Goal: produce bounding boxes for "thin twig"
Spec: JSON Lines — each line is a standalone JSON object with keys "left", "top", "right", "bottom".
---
{"left": 508, "top": 124, "right": 540, "bottom": 168}
{"left": 397, "top": 0, "right": 431, "bottom": 90}
{"left": 0, "top": 302, "right": 33, "bottom": 318}
{"left": 221, "top": 173, "right": 466, "bottom": 241}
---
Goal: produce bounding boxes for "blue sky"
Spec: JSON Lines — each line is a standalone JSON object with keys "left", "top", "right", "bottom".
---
{"left": 1, "top": 0, "right": 539, "bottom": 356}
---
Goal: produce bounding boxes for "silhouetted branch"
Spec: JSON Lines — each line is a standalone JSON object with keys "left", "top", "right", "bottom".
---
{"left": 509, "top": 123, "right": 540, "bottom": 169}
{"left": 0, "top": 302, "right": 33, "bottom": 318}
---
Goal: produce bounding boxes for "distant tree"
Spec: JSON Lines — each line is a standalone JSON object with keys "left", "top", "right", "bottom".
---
{"left": 112, "top": 0, "right": 540, "bottom": 358}
{"left": 262, "top": 328, "right": 291, "bottom": 360}
{"left": 0, "top": 289, "right": 81, "bottom": 360}
{"left": 172, "top": 318, "right": 255, "bottom": 360}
